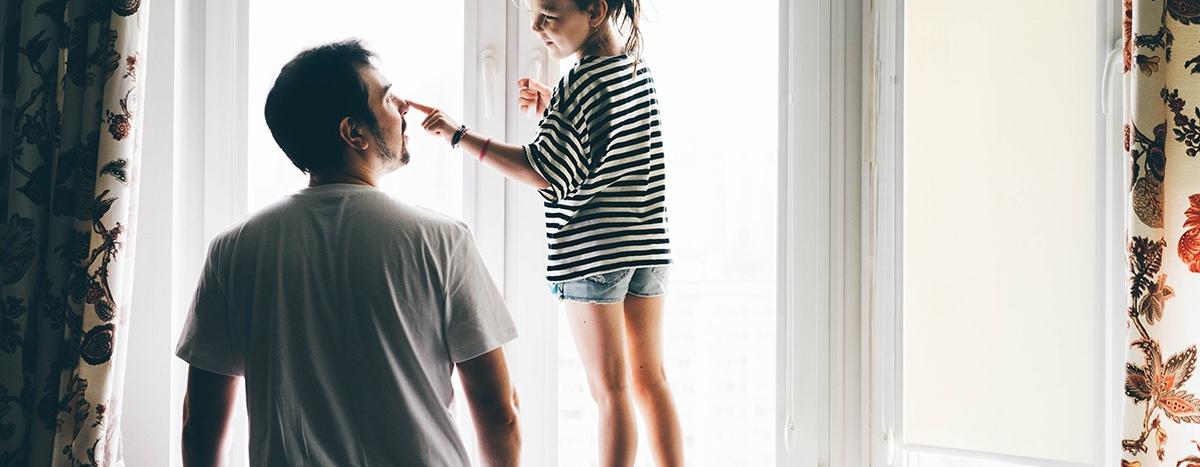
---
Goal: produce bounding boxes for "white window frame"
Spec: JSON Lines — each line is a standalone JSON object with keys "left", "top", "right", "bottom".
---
{"left": 127, "top": 0, "right": 848, "bottom": 465}
{"left": 779, "top": 0, "right": 826, "bottom": 463}
{"left": 494, "top": 2, "right": 561, "bottom": 465}
{"left": 867, "top": 1, "right": 1127, "bottom": 466}
{"left": 780, "top": 0, "right": 875, "bottom": 464}
{"left": 781, "top": 0, "right": 872, "bottom": 464}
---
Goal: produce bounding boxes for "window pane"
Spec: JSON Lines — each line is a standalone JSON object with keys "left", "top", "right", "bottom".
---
{"left": 554, "top": 2, "right": 778, "bottom": 465}
{"left": 247, "top": 2, "right": 464, "bottom": 218}
{"left": 903, "top": 1, "right": 1099, "bottom": 463}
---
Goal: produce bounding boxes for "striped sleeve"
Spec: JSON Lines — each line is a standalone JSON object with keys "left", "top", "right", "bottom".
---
{"left": 525, "top": 102, "right": 590, "bottom": 202}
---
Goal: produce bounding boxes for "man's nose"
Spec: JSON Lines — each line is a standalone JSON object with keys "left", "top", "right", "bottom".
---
{"left": 399, "top": 99, "right": 410, "bottom": 115}
{"left": 530, "top": 17, "right": 543, "bottom": 33}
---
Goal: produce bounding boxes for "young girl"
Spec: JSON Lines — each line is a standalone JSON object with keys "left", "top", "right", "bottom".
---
{"left": 409, "top": 1, "right": 681, "bottom": 465}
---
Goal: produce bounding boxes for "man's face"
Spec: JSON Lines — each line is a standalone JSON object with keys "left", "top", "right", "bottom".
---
{"left": 360, "top": 65, "right": 411, "bottom": 172}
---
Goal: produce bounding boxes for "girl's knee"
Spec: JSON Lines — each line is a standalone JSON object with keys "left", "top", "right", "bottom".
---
{"left": 586, "top": 373, "right": 631, "bottom": 402}
{"left": 631, "top": 367, "right": 669, "bottom": 395}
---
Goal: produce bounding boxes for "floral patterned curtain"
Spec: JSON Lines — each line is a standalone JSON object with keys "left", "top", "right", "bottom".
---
{"left": 0, "top": 0, "right": 146, "bottom": 466}
{"left": 1123, "top": 0, "right": 1200, "bottom": 465}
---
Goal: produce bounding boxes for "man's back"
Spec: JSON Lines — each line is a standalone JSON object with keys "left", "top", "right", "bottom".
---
{"left": 176, "top": 183, "right": 516, "bottom": 466}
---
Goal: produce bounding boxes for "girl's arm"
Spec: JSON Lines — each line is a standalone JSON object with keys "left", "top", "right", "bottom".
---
{"left": 408, "top": 101, "right": 550, "bottom": 190}
{"left": 458, "top": 129, "right": 550, "bottom": 190}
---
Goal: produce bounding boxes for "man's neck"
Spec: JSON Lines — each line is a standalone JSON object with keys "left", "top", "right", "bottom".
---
{"left": 308, "top": 171, "right": 376, "bottom": 188}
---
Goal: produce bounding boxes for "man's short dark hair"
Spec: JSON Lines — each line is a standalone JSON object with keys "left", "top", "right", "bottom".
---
{"left": 264, "top": 39, "right": 378, "bottom": 174}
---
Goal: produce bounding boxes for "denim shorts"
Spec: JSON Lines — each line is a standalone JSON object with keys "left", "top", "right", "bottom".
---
{"left": 548, "top": 266, "right": 670, "bottom": 304}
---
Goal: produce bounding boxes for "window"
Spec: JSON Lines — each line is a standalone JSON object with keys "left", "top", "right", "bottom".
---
{"left": 164, "top": 1, "right": 804, "bottom": 466}
{"left": 552, "top": 2, "right": 779, "bottom": 465}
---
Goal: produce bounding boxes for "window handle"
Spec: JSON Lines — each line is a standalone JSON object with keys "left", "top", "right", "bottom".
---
{"left": 783, "top": 414, "right": 795, "bottom": 453}
{"left": 885, "top": 426, "right": 896, "bottom": 465}
{"left": 481, "top": 48, "right": 498, "bottom": 118}
{"left": 1101, "top": 38, "right": 1122, "bottom": 115}
{"left": 526, "top": 49, "right": 546, "bottom": 119}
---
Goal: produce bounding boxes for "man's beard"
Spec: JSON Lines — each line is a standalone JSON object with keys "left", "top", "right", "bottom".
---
{"left": 371, "top": 126, "right": 409, "bottom": 168}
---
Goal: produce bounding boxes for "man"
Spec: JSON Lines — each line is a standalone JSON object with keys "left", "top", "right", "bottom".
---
{"left": 175, "top": 40, "right": 520, "bottom": 467}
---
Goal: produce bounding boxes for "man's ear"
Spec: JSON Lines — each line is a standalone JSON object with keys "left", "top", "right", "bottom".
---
{"left": 338, "top": 116, "right": 369, "bottom": 151}
{"left": 587, "top": 0, "right": 608, "bottom": 28}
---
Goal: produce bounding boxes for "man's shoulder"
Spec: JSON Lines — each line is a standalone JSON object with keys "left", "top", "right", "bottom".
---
{"left": 358, "top": 196, "right": 472, "bottom": 241}
{"left": 208, "top": 190, "right": 474, "bottom": 254}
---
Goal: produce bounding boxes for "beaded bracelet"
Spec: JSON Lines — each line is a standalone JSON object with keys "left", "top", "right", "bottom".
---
{"left": 450, "top": 124, "right": 469, "bottom": 148}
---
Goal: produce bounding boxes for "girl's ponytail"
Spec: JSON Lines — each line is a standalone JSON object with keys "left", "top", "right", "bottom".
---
{"left": 616, "top": 0, "right": 643, "bottom": 62}
{"left": 576, "top": 0, "right": 645, "bottom": 62}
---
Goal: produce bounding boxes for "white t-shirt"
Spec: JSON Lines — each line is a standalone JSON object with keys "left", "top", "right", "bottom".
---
{"left": 176, "top": 183, "right": 516, "bottom": 467}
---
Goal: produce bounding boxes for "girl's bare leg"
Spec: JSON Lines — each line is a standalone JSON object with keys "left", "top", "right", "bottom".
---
{"left": 624, "top": 294, "right": 683, "bottom": 467}
{"left": 565, "top": 300, "right": 638, "bottom": 467}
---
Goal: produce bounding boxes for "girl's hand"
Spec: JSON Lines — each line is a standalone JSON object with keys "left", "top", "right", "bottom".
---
{"left": 409, "top": 101, "right": 459, "bottom": 144}
{"left": 517, "top": 78, "right": 551, "bottom": 116}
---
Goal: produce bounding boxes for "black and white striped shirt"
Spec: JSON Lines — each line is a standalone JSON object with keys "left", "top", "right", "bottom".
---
{"left": 528, "top": 53, "right": 676, "bottom": 279}
{"left": 524, "top": 54, "right": 671, "bottom": 283}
